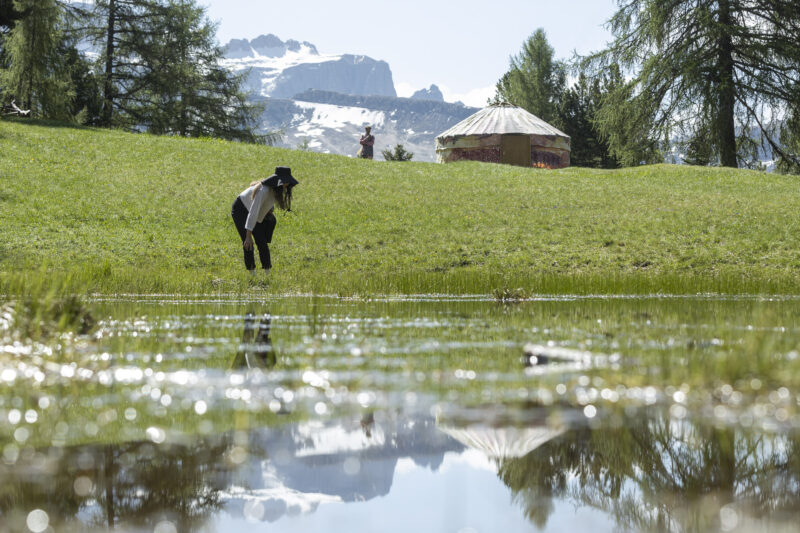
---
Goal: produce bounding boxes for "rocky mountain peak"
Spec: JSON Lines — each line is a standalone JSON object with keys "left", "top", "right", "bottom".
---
{"left": 411, "top": 84, "right": 444, "bottom": 102}
{"left": 250, "top": 33, "right": 284, "bottom": 50}
{"left": 285, "top": 39, "right": 318, "bottom": 53}
{"left": 223, "top": 34, "right": 319, "bottom": 59}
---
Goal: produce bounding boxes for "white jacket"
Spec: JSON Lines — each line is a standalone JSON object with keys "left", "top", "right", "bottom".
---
{"left": 238, "top": 184, "right": 276, "bottom": 231}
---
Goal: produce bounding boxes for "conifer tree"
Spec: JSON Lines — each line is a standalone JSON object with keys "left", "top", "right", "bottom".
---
{"left": 558, "top": 68, "right": 622, "bottom": 168}
{"left": 0, "top": 0, "right": 23, "bottom": 32}
{"left": 0, "top": 2, "right": 16, "bottom": 95}
{"left": 777, "top": 108, "right": 800, "bottom": 174}
{"left": 61, "top": 41, "right": 103, "bottom": 123}
{"left": 382, "top": 144, "right": 413, "bottom": 161}
{"left": 138, "top": 0, "right": 265, "bottom": 142}
{"left": 0, "top": 0, "right": 72, "bottom": 117}
{"left": 494, "top": 28, "right": 565, "bottom": 124}
{"left": 682, "top": 118, "right": 715, "bottom": 167}
{"left": 585, "top": 0, "right": 800, "bottom": 169}
{"left": 75, "top": 0, "right": 267, "bottom": 141}
{"left": 76, "top": 0, "right": 163, "bottom": 127}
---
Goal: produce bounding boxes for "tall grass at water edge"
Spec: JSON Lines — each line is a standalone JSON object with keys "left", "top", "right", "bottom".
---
{"left": 0, "top": 273, "right": 93, "bottom": 339}
{"left": 2, "top": 118, "right": 800, "bottom": 296}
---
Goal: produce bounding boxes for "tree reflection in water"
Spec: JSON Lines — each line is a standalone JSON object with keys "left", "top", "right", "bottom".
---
{"left": 0, "top": 437, "right": 230, "bottom": 533}
{"left": 0, "top": 312, "right": 276, "bottom": 532}
{"left": 498, "top": 412, "right": 800, "bottom": 532}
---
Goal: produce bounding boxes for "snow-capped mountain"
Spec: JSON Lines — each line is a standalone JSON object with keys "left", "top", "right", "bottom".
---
{"left": 219, "top": 34, "right": 478, "bottom": 161}
{"left": 257, "top": 90, "right": 478, "bottom": 161}
{"left": 221, "top": 34, "right": 396, "bottom": 99}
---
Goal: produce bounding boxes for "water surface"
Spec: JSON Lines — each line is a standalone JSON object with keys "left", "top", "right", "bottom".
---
{"left": 1, "top": 295, "right": 799, "bottom": 532}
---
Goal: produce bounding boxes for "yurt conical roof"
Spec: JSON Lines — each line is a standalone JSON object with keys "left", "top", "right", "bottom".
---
{"left": 437, "top": 424, "right": 565, "bottom": 459}
{"left": 437, "top": 102, "right": 569, "bottom": 140}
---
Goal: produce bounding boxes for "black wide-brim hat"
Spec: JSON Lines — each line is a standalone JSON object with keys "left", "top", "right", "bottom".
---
{"left": 262, "top": 166, "right": 299, "bottom": 188}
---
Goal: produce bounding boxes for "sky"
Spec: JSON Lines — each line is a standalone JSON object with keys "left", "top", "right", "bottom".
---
{"left": 200, "top": 0, "right": 618, "bottom": 107}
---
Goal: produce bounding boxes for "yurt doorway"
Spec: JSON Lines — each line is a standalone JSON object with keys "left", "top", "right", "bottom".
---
{"left": 501, "top": 135, "right": 531, "bottom": 166}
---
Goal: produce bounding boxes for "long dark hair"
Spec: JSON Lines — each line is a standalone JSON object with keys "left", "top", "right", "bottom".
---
{"left": 273, "top": 185, "right": 292, "bottom": 211}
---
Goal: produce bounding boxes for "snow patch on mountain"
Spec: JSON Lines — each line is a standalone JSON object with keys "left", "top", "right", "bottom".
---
{"left": 294, "top": 100, "right": 385, "bottom": 132}
{"left": 284, "top": 101, "right": 388, "bottom": 157}
{"left": 268, "top": 101, "right": 448, "bottom": 160}
{"left": 222, "top": 484, "right": 342, "bottom": 523}
{"left": 220, "top": 35, "right": 476, "bottom": 159}
{"left": 258, "top": 91, "right": 477, "bottom": 160}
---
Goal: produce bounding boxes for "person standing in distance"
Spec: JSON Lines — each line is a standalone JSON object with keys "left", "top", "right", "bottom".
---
{"left": 231, "top": 166, "right": 298, "bottom": 276}
{"left": 359, "top": 125, "right": 375, "bottom": 159}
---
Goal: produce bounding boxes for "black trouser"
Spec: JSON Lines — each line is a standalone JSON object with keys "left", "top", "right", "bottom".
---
{"left": 231, "top": 197, "right": 276, "bottom": 270}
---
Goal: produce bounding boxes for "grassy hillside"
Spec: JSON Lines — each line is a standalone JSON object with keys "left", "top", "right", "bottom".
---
{"left": 1, "top": 119, "right": 799, "bottom": 295}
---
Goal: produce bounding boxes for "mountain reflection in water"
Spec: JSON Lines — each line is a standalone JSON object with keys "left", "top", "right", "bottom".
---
{"left": 0, "top": 410, "right": 798, "bottom": 532}
{"left": 222, "top": 413, "right": 461, "bottom": 521}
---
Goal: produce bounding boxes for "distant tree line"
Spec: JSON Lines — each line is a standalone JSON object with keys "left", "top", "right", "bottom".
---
{"left": 0, "top": 0, "right": 269, "bottom": 143}
{"left": 495, "top": 1, "right": 800, "bottom": 174}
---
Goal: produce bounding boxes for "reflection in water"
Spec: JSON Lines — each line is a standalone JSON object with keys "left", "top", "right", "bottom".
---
{"left": 497, "top": 412, "right": 800, "bottom": 532}
{"left": 361, "top": 411, "right": 375, "bottom": 439}
{"left": 0, "top": 414, "right": 463, "bottom": 532}
{"left": 4, "top": 295, "right": 800, "bottom": 531}
{"left": 1, "top": 411, "right": 798, "bottom": 532}
{"left": 230, "top": 312, "right": 275, "bottom": 370}
{"left": 223, "top": 413, "right": 462, "bottom": 522}
{"left": 0, "top": 437, "right": 229, "bottom": 532}
{"left": 438, "top": 421, "right": 565, "bottom": 460}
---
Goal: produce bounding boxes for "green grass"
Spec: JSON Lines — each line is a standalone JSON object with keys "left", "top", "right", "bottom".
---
{"left": 2, "top": 118, "right": 800, "bottom": 295}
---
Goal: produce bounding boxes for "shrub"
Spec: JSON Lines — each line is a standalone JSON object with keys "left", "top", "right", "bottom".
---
{"left": 382, "top": 144, "right": 414, "bottom": 161}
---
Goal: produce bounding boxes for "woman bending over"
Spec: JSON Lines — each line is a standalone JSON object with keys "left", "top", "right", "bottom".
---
{"left": 231, "top": 166, "right": 298, "bottom": 275}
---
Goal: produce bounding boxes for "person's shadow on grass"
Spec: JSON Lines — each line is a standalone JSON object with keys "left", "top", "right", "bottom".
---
{"left": 231, "top": 312, "right": 276, "bottom": 369}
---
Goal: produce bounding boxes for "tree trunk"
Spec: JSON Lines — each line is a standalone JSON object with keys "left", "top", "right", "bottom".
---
{"left": 710, "top": 428, "right": 737, "bottom": 509}
{"left": 180, "top": 41, "right": 187, "bottom": 136}
{"left": 717, "top": 0, "right": 738, "bottom": 167}
{"left": 104, "top": 446, "right": 115, "bottom": 529}
{"left": 101, "top": 0, "right": 116, "bottom": 126}
{"left": 24, "top": 3, "right": 36, "bottom": 110}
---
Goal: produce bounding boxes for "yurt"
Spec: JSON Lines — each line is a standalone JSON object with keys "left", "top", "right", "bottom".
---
{"left": 437, "top": 422, "right": 565, "bottom": 459}
{"left": 435, "top": 102, "right": 570, "bottom": 168}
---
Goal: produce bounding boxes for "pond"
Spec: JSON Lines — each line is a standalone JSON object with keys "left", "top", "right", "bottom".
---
{"left": 1, "top": 295, "right": 799, "bottom": 532}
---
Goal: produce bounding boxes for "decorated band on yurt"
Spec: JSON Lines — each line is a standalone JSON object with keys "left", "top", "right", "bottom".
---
{"left": 435, "top": 102, "right": 570, "bottom": 168}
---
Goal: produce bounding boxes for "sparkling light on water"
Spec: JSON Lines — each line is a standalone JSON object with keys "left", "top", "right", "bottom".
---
{"left": 26, "top": 509, "right": 49, "bottom": 533}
